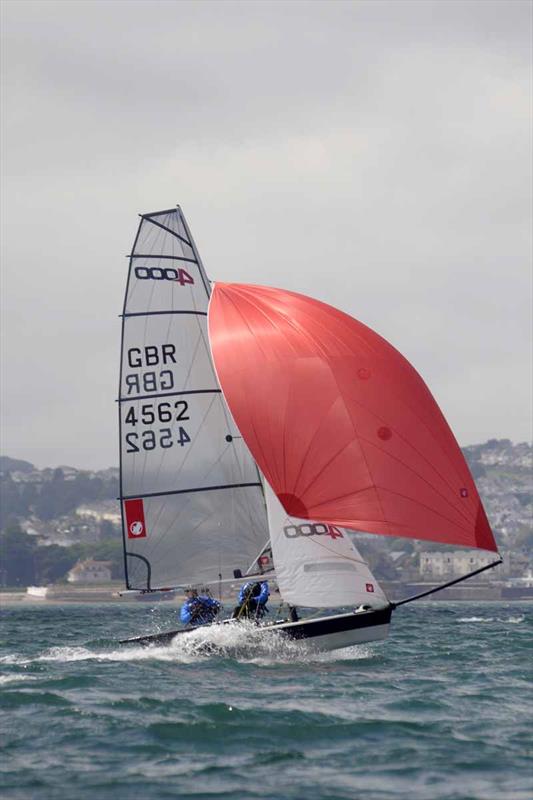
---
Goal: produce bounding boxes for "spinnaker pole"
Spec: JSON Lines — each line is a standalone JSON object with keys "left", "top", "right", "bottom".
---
{"left": 390, "top": 558, "right": 503, "bottom": 608}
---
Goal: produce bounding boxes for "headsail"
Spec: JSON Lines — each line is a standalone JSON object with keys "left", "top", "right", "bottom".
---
{"left": 264, "top": 482, "right": 388, "bottom": 609}
{"left": 208, "top": 283, "right": 497, "bottom": 552}
{"left": 119, "top": 210, "right": 268, "bottom": 590}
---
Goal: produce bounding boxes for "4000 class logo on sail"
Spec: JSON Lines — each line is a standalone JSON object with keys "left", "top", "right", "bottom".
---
{"left": 283, "top": 523, "right": 344, "bottom": 539}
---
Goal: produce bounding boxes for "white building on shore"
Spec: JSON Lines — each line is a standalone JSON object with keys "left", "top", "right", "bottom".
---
{"left": 67, "top": 560, "right": 112, "bottom": 584}
{"left": 419, "top": 551, "right": 501, "bottom": 581}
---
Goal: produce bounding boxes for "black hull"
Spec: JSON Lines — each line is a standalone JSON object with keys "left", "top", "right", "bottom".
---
{"left": 119, "top": 605, "right": 393, "bottom": 651}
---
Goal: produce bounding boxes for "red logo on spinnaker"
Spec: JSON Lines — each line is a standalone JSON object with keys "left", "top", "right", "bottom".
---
{"left": 125, "top": 498, "right": 147, "bottom": 539}
{"left": 366, "top": 583, "right": 374, "bottom": 593}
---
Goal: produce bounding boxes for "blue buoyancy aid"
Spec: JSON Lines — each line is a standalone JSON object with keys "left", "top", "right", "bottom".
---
{"left": 180, "top": 595, "right": 221, "bottom": 625}
{"left": 238, "top": 581, "right": 269, "bottom": 606}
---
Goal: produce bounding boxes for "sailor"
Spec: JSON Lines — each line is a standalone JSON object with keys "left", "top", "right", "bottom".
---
{"left": 180, "top": 588, "right": 221, "bottom": 626}
{"left": 232, "top": 581, "right": 270, "bottom": 620}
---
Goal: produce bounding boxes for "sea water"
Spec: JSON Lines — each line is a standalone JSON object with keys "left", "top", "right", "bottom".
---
{"left": 0, "top": 602, "right": 531, "bottom": 800}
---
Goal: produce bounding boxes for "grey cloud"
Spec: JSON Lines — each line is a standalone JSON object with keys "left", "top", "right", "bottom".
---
{"left": 1, "top": 0, "right": 531, "bottom": 468}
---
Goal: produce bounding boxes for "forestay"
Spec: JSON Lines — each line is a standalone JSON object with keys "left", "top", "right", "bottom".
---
{"left": 264, "top": 483, "right": 388, "bottom": 609}
{"left": 119, "top": 209, "right": 268, "bottom": 590}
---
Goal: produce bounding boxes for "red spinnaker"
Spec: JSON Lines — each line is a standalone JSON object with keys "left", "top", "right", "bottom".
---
{"left": 208, "top": 283, "right": 497, "bottom": 552}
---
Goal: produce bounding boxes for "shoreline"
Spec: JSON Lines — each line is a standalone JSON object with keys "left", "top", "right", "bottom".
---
{"left": 1, "top": 586, "right": 531, "bottom": 605}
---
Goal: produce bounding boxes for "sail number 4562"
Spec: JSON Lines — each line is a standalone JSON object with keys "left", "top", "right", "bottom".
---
{"left": 125, "top": 427, "right": 190, "bottom": 453}
{"left": 125, "top": 401, "right": 189, "bottom": 426}
{"left": 124, "top": 401, "right": 191, "bottom": 453}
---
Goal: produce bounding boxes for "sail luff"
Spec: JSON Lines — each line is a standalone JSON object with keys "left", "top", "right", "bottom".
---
{"left": 118, "top": 215, "right": 145, "bottom": 589}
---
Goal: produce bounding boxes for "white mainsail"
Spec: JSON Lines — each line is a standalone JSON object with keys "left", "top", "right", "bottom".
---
{"left": 119, "top": 208, "right": 268, "bottom": 590}
{"left": 264, "top": 482, "right": 388, "bottom": 609}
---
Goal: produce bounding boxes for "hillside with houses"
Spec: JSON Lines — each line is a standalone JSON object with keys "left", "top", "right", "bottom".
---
{"left": 0, "top": 440, "right": 531, "bottom": 593}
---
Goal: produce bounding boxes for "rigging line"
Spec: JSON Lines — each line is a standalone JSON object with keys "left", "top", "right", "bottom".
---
{"left": 144, "top": 215, "right": 193, "bottom": 248}
{"left": 121, "top": 483, "right": 262, "bottom": 500}
{"left": 178, "top": 208, "right": 210, "bottom": 300}
{"left": 127, "top": 215, "right": 161, "bottom": 305}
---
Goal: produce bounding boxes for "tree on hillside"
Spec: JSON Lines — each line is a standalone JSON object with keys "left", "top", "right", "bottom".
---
{"left": 34, "top": 545, "right": 80, "bottom": 584}
{"left": 0, "top": 523, "right": 36, "bottom": 587}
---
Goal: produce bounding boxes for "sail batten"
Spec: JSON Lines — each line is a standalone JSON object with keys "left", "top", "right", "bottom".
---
{"left": 121, "top": 482, "right": 264, "bottom": 501}
{"left": 208, "top": 283, "right": 498, "bottom": 553}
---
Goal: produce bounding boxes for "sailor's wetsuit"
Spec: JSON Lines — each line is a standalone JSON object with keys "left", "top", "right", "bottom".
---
{"left": 180, "top": 596, "right": 221, "bottom": 626}
{"left": 232, "top": 581, "right": 270, "bottom": 620}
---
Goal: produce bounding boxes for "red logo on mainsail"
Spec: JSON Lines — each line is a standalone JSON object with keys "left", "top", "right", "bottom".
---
{"left": 366, "top": 583, "right": 374, "bottom": 592}
{"left": 125, "top": 498, "right": 147, "bottom": 539}
{"left": 326, "top": 525, "right": 343, "bottom": 539}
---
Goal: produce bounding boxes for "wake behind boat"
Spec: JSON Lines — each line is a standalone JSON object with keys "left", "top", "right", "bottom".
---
{"left": 117, "top": 207, "right": 501, "bottom": 652}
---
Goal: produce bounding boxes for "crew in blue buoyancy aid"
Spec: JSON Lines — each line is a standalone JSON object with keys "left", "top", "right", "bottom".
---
{"left": 180, "top": 588, "right": 221, "bottom": 626}
{"left": 232, "top": 581, "right": 270, "bottom": 620}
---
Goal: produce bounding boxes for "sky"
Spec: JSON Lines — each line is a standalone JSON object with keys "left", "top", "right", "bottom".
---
{"left": 1, "top": 0, "right": 531, "bottom": 470}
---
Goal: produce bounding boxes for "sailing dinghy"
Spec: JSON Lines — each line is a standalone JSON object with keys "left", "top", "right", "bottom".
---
{"left": 118, "top": 207, "right": 501, "bottom": 651}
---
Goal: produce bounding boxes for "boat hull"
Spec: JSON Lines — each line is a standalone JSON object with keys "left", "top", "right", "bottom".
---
{"left": 120, "top": 606, "right": 392, "bottom": 652}
{"left": 275, "top": 606, "right": 391, "bottom": 651}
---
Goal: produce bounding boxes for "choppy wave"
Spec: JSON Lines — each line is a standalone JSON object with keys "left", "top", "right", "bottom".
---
{"left": 1, "top": 602, "right": 531, "bottom": 800}
{"left": 457, "top": 615, "right": 525, "bottom": 623}
{"left": 1, "top": 622, "right": 375, "bottom": 667}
